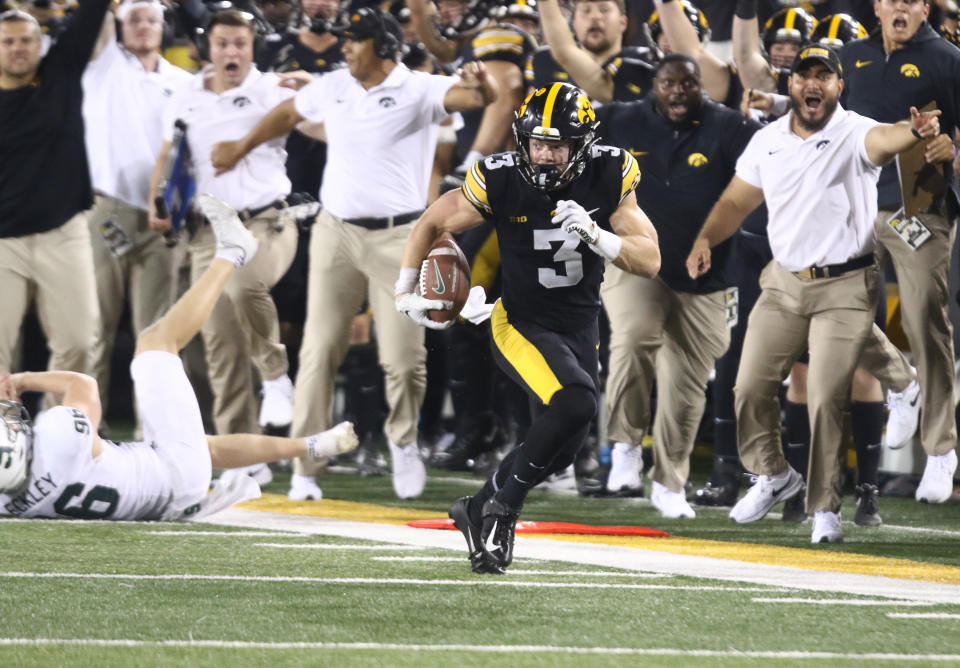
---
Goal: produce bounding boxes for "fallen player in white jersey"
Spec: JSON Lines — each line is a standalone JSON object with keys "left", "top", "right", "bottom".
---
{"left": 0, "top": 194, "right": 357, "bottom": 521}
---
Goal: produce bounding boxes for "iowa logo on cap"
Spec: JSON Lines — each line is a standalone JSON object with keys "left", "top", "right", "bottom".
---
{"left": 901, "top": 63, "right": 920, "bottom": 78}
{"left": 687, "top": 153, "right": 708, "bottom": 168}
{"left": 799, "top": 46, "right": 830, "bottom": 60}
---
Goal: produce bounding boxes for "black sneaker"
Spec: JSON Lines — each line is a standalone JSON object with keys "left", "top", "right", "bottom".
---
{"left": 854, "top": 483, "right": 882, "bottom": 527}
{"left": 448, "top": 497, "right": 504, "bottom": 575}
{"left": 693, "top": 480, "right": 738, "bottom": 507}
{"left": 431, "top": 414, "right": 503, "bottom": 471}
{"left": 480, "top": 496, "right": 521, "bottom": 570}
{"left": 781, "top": 492, "right": 807, "bottom": 523}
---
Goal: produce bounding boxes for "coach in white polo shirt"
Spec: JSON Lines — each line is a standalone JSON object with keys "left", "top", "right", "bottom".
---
{"left": 210, "top": 6, "right": 496, "bottom": 500}
{"left": 149, "top": 9, "right": 299, "bottom": 438}
{"left": 686, "top": 46, "right": 941, "bottom": 544}
{"left": 82, "top": 0, "right": 191, "bottom": 423}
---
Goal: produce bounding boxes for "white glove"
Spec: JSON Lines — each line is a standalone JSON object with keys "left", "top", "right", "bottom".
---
{"left": 551, "top": 199, "right": 622, "bottom": 261}
{"left": 552, "top": 199, "right": 598, "bottom": 244}
{"left": 278, "top": 201, "right": 320, "bottom": 227}
{"left": 459, "top": 286, "right": 495, "bottom": 324}
{"left": 395, "top": 267, "right": 454, "bottom": 330}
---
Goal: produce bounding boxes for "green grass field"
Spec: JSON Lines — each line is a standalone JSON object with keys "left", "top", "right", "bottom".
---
{"left": 2, "top": 463, "right": 960, "bottom": 667}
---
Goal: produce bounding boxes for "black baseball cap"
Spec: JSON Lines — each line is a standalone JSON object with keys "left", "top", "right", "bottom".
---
{"left": 790, "top": 45, "right": 843, "bottom": 77}
{"left": 333, "top": 6, "right": 402, "bottom": 42}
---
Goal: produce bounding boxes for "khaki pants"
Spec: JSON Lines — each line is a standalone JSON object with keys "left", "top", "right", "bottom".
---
{"left": 87, "top": 195, "right": 181, "bottom": 412}
{"left": 601, "top": 265, "right": 730, "bottom": 493}
{"left": 292, "top": 209, "right": 426, "bottom": 476}
{"left": 876, "top": 209, "right": 957, "bottom": 456}
{"left": 188, "top": 211, "right": 297, "bottom": 435}
{"left": 736, "top": 261, "right": 879, "bottom": 513}
{"left": 0, "top": 214, "right": 99, "bottom": 401}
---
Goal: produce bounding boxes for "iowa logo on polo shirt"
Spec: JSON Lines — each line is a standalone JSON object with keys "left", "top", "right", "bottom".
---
{"left": 687, "top": 153, "right": 708, "bottom": 168}
{"left": 900, "top": 64, "right": 920, "bottom": 78}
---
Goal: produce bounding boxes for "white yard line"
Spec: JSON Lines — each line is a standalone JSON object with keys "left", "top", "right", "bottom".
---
{"left": 0, "top": 638, "right": 958, "bottom": 661}
{"left": 146, "top": 531, "right": 304, "bottom": 537}
{"left": 253, "top": 543, "right": 424, "bottom": 550}
{"left": 203, "top": 508, "right": 960, "bottom": 605}
{"left": 0, "top": 572, "right": 780, "bottom": 592}
{"left": 752, "top": 597, "right": 933, "bottom": 606}
{"left": 887, "top": 613, "right": 960, "bottom": 619}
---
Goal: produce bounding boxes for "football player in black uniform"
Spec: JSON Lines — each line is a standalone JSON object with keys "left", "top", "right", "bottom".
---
{"left": 396, "top": 83, "right": 660, "bottom": 573}
{"left": 532, "top": 0, "right": 656, "bottom": 103}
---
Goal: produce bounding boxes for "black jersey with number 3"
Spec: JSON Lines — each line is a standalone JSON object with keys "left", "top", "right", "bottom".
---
{"left": 462, "top": 146, "right": 640, "bottom": 332}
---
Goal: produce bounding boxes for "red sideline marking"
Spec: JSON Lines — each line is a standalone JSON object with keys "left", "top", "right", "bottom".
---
{"left": 408, "top": 519, "right": 670, "bottom": 538}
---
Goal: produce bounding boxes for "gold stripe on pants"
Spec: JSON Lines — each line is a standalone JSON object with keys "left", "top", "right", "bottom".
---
{"left": 736, "top": 260, "right": 879, "bottom": 513}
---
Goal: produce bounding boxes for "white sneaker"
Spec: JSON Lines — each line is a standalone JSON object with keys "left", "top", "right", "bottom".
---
{"left": 915, "top": 449, "right": 958, "bottom": 504}
{"left": 218, "top": 463, "right": 273, "bottom": 487}
{"left": 287, "top": 474, "right": 323, "bottom": 501}
{"left": 606, "top": 442, "right": 643, "bottom": 493}
{"left": 884, "top": 376, "right": 920, "bottom": 449}
{"left": 389, "top": 441, "right": 426, "bottom": 499}
{"left": 729, "top": 467, "right": 804, "bottom": 524}
{"left": 811, "top": 511, "right": 844, "bottom": 543}
{"left": 538, "top": 464, "right": 578, "bottom": 494}
{"left": 259, "top": 374, "right": 294, "bottom": 428}
{"left": 650, "top": 481, "right": 695, "bottom": 519}
{"left": 196, "top": 193, "right": 258, "bottom": 267}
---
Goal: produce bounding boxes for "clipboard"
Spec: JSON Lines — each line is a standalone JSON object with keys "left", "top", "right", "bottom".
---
{"left": 894, "top": 101, "right": 946, "bottom": 218}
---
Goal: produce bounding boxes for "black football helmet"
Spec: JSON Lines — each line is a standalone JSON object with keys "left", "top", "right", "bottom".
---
{"left": 513, "top": 82, "right": 598, "bottom": 191}
{"left": 763, "top": 7, "right": 816, "bottom": 54}
{"left": 810, "top": 13, "right": 866, "bottom": 47}
{"left": 438, "top": 0, "right": 493, "bottom": 40}
{"left": 646, "top": 0, "right": 710, "bottom": 48}
{"left": 491, "top": 0, "right": 538, "bottom": 23}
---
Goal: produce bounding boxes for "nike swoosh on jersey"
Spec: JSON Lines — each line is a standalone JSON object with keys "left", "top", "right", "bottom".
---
{"left": 855, "top": 60, "right": 872, "bottom": 68}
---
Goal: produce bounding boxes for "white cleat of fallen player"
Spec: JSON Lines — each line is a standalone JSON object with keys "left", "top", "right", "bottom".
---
{"left": 196, "top": 193, "right": 258, "bottom": 268}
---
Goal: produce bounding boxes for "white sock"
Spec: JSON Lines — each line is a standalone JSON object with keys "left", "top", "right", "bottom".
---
{"left": 215, "top": 245, "right": 245, "bottom": 269}
{"left": 305, "top": 431, "right": 338, "bottom": 459}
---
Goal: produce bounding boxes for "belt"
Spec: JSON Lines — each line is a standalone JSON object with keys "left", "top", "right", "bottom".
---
{"left": 238, "top": 200, "right": 286, "bottom": 222}
{"left": 793, "top": 254, "right": 874, "bottom": 280}
{"left": 342, "top": 211, "right": 422, "bottom": 229}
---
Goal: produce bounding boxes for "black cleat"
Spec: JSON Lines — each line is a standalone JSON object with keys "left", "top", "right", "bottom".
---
{"left": 480, "top": 496, "right": 520, "bottom": 570}
{"left": 854, "top": 483, "right": 882, "bottom": 527}
{"left": 693, "top": 480, "right": 739, "bottom": 507}
{"left": 431, "top": 414, "right": 504, "bottom": 471}
{"left": 449, "top": 497, "right": 504, "bottom": 574}
{"left": 781, "top": 491, "right": 807, "bottom": 523}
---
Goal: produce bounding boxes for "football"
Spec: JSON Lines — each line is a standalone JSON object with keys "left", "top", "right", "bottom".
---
{"left": 418, "top": 236, "right": 471, "bottom": 323}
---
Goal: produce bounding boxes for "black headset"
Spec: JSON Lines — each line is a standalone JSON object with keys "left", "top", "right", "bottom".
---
{"left": 369, "top": 7, "right": 401, "bottom": 60}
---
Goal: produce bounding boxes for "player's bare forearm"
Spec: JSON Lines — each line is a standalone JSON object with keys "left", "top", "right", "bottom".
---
{"left": 539, "top": 0, "right": 614, "bottom": 101}
{"left": 732, "top": 16, "right": 776, "bottom": 92}
{"left": 660, "top": 0, "right": 730, "bottom": 102}
{"left": 9, "top": 371, "right": 102, "bottom": 432}
{"left": 609, "top": 195, "right": 660, "bottom": 277}
{"left": 402, "top": 190, "right": 485, "bottom": 268}
{"left": 469, "top": 61, "right": 524, "bottom": 154}
{"left": 406, "top": 0, "right": 460, "bottom": 63}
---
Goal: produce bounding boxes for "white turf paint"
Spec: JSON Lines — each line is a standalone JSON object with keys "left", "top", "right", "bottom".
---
{"left": 204, "top": 508, "right": 960, "bottom": 605}
{"left": 0, "top": 572, "right": 781, "bottom": 592}
{"left": 1, "top": 638, "right": 960, "bottom": 661}
{"left": 252, "top": 543, "right": 424, "bottom": 551}
{"left": 752, "top": 598, "right": 933, "bottom": 607}
{"left": 887, "top": 613, "right": 960, "bottom": 619}
{"left": 146, "top": 531, "right": 304, "bottom": 537}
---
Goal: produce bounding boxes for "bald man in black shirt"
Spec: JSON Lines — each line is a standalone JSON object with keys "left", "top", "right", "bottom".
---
{"left": 0, "top": 0, "right": 111, "bottom": 386}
